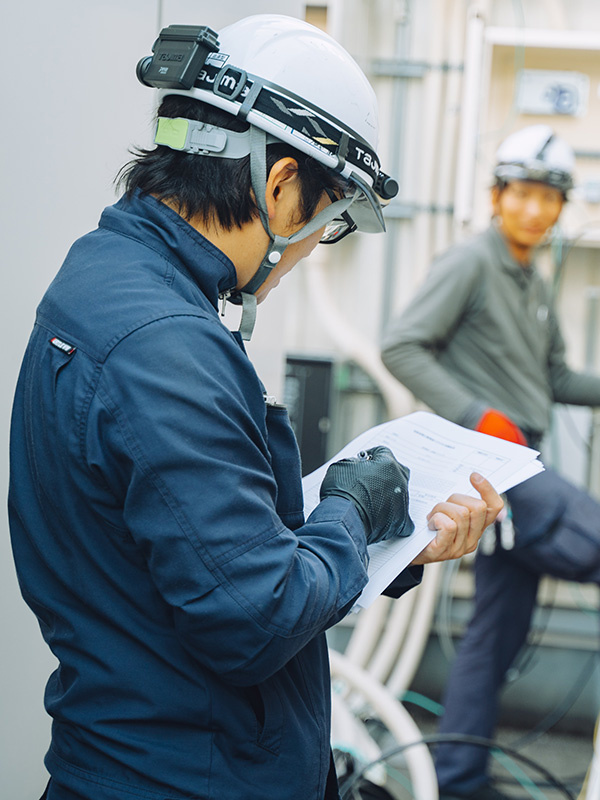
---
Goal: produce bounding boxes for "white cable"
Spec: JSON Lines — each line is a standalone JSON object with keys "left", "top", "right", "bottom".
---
{"left": 387, "top": 561, "right": 444, "bottom": 697}
{"left": 329, "top": 648, "right": 438, "bottom": 800}
{"left": 305, "top": 254, "right": 442, "bottom": 690}
{"left": 344, "top": 595, "right": 393, "bottom": 669}
{"left": 584, "top": 716, "right": 600, "bottom": 800}
{"left": 331, "top": 691, "right": 386, "bottom": 786}
{"left": 304, "top": 256, "right": 413, "bottom": 420}
{"left": 367, "top": 584, "right": 419, "bottom": 684}
{"left": 453, "top": 2, "right": 489, "bottom": 235}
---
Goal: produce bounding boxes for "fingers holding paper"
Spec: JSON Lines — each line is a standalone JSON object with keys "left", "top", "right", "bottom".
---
{"left": 411, "top": 472, "right": 503, "bottom": 565}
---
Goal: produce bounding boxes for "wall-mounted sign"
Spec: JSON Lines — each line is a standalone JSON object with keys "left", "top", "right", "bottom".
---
{"left": 517, "top": 69, "right": 589, "bottom": 116}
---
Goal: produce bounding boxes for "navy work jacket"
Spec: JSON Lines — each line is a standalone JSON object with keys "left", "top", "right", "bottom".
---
{"left": 9, "top": 192, "right": 420, "bottom": 800}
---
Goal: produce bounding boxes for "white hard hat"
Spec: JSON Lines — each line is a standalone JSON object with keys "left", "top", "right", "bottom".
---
{"left": 158, "top": 15, "right": 396, "bottom": 202}
{"left": 136, "top": 15, "right": 398, "bottom": 332}
{"left": 139, "top": 16, "right": 398, "bottom": 235}
{"left": 494, "top": 124, "right": 575, "bottom": 194}
{"left": 214, "top": 15, "right": 380, "bottom": 179}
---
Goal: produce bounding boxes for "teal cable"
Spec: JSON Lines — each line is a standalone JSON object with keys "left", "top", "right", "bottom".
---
{"left": 492, "top": 748, "right": 549, "bottom": 800}
{"left": 400, "top": 690, "right": 444, "bottom": 717}
{"left": 397, "top": 690, "right": 578, "bottom": 797}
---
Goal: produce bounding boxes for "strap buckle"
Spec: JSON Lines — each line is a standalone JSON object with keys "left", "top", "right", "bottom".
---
{"left": 213, "top": 66, "right": 248, "bottom": 101}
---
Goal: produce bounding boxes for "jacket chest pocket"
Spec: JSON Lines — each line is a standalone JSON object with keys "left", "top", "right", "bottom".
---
{"left": 265, "top": 404, "right": 305, "bottom": 529}
{"left": 25, "top": 332, "right": 78, "bottom": 471}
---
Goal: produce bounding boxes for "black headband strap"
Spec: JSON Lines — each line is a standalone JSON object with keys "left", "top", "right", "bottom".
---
{"left": 192, "top": 61, "right": 381, "bottom": 183}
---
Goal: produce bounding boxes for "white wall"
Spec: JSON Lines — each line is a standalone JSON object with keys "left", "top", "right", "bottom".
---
{"left": 2, "top": 5, "right": 155, "bottom": 795}
{"left": 0, "top": 2, "right": 302, "bottom": 796}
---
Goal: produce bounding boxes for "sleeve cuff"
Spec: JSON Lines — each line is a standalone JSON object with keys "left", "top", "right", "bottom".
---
{"left": 382, "top": 565, "right": 424, "bottom": 598}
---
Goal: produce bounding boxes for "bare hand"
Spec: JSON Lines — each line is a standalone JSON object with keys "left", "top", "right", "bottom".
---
{"left": 411, "top": 473, "right": 503, "bottom": 566}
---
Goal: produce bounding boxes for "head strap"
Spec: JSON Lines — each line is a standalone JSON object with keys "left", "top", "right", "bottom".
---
{"left": 155, "top": 117, "right": 358, "bottom": 340}
{"left": 155, "top": 116, "right": 281, "bottom": 156}
{"left": 240, "top": 127, "right": 358, "bottom": 296}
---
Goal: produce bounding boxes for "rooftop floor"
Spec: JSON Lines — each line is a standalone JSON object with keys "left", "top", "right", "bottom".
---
{"left": 353, "top": 711, "right": 596, "bottom": 799}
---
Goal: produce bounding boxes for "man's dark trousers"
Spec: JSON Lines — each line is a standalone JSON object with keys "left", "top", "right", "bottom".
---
{"left": 435, "top": 468, "right": 600, "bottom": 796}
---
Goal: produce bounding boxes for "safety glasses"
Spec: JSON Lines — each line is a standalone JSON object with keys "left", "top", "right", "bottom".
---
{"left": 320, "top": 173, "right": 387, "bottom": 244}
{"left": 320, "top": 188, "right": 358, "bottom": 244}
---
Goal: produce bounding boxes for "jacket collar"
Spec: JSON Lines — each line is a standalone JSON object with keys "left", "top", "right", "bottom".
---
{"left": 99, "top": 190, "right": 238, "bottom": 311}
{"left": 488, "top": 220, "right": 536, "bottom": 283}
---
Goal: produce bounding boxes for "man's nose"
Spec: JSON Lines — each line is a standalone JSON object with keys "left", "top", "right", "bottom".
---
{"left": 524, "top": 197, "right": 544, "bottom": 218}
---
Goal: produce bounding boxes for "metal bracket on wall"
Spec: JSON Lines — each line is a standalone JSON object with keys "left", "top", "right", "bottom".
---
{"left": 371, "top": 59, "right": 464, "bottom": 78}
{"left": 383, "top": 202, "right": 455, "bottom": 219}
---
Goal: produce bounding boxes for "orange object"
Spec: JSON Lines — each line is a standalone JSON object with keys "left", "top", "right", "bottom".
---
{"left": 476, "top": 409, "right": 528, "bottom": 446}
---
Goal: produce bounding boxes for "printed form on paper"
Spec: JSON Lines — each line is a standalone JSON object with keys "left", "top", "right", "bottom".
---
{"left": 301, "top": 411, "right": 544, "bottom": 609}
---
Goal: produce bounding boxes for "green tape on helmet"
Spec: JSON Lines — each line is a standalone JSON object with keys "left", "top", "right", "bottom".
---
{"left": 155, "top": 117, "right": 189, "bottom": 150}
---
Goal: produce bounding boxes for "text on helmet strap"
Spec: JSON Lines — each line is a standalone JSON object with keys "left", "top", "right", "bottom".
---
{"left": 190, "top": 60, "right": 381, "bottom": 184}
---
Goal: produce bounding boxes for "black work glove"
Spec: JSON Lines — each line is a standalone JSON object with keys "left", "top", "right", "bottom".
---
{"left": 319, "top": 445, "right": 415, "bottom": 545}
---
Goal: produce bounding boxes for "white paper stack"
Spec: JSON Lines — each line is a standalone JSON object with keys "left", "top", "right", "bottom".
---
{"left": 302, "top": 411, "right": 544, "bottom": 609}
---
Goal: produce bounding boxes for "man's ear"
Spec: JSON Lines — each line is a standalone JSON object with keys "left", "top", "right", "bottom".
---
{"left": 265, "top": 157, "right": 299, "bottom": 223}
{"left": 490, "top": 185, "right": 502, "bottom": 217}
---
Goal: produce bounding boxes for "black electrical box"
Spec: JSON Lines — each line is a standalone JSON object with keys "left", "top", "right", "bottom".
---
{"left": 284, "top": 356, "right": 334, "bottom": 476}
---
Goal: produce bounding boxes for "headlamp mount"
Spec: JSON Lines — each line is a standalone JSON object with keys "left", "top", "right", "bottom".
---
{"left": 373, "top": 172, "right": 399, "bottom": 201}
{"left": 136, "top": 25, "right": 220, "bottom": 91}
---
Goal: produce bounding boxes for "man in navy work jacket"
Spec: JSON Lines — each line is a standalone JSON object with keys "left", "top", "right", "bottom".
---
{"left": 9, "top": 16, "right": 503, "bottom": 800}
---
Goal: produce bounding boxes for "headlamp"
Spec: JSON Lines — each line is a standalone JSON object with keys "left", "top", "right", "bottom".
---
{"left": 373, "top": 172, "right": 399, "bottom": 201}
{"left": 136, "top": 25, "right": 219, "bottom": 91}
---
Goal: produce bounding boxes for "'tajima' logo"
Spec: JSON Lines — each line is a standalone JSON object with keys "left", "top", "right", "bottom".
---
{"left": 158, "top": 53, "right": 184, "bottom": 62}
{"left": 354, "top": 146, "right": 379, "bottom": 173}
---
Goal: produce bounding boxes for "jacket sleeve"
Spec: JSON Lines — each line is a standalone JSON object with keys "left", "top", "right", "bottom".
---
{"left": 87, "top": 314, "right": 369, "bottom": 686}
{"left": 381, "top": 246, "right": 487, "bottom": 428}
{"left": 546, "top": 305, "right": 600, "bottom": 406}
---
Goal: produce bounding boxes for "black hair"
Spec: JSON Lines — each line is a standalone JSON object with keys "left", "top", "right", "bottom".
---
{"left": 116, "top": 95, "right": 344, "bottom": 230}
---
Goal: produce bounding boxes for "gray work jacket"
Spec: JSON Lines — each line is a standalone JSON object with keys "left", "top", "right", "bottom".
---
{"left": 381, "top": 224, "right": 600, "bottom": 436}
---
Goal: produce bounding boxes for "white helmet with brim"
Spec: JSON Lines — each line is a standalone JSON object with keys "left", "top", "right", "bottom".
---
{"left": 494, "top": 124, "right": 575, "bottom": 195}
{"left": 137, "top": 15, "right": 398, "bottom": 335}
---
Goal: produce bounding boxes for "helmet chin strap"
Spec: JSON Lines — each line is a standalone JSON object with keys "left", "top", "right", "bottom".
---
{"left": 231, "top": 127, "right": 357, "bottom": 340}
